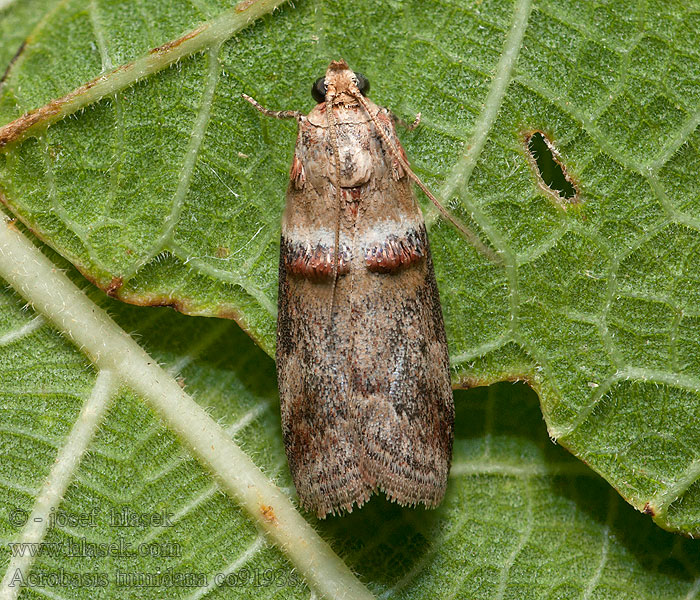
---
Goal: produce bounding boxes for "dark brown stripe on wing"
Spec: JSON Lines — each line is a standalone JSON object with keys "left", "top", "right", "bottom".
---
{"left": 281, "top": 236, "right": 351, "bottom": 280}
{"left": 364, "top": 227, "right": 426, "bottom": 273}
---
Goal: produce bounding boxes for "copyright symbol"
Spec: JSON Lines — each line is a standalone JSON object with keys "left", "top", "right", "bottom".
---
{"left": 9, "top": 509, "right": 28, "bottom": 528}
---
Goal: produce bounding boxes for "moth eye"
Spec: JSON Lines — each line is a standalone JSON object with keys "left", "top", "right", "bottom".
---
{"left": 355, "top": 72, "right": 370, "bottom": 96}
{"left": 312, "top": 77, "right": 327, "bottom": 103}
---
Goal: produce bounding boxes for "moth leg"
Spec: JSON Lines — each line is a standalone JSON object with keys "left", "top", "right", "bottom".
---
{"left": 242, "top": 93, "right": 303, "bottom": 120}
{"left": 389, "top": 109, "right": 421, "bottom": 131}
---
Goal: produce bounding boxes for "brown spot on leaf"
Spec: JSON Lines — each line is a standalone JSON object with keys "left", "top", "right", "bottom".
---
{"left": 215, "top": 307, "right": 242, "bottom": 321}
{"left": 260, "top": 504, "right": 276, "bottom": 523}
{"left": 0, "top": 65, "right": 121, "bottom": 149}
{"left": 0, "top": 104, "right": 57, "bottom": 148}
{"left": 106, "top": 276, "right": 123, "bottom": 296}
{"left": 149, "top": 25, "right": 206, "bottom": 55}
{"left": 505, "top": 373, "right": 535, "bottom": 386}
{"left": 117, "top": 290, "right": 193, "bottom": 314}
{"left": 152, "top": 299, "right": 180, "bottom": 310}
{"left": 454, "top": 376, "right": 485, "bottom": 390}
{"left": 235, "top": 0, "right": 259, "bottom": 12}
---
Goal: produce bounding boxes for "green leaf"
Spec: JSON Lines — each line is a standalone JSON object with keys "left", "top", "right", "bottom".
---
{"left": 1, "top": 221, "right": 700, "bottom": 599}
{"left": 1, "top": 0, "right": 700, "bottom": 595}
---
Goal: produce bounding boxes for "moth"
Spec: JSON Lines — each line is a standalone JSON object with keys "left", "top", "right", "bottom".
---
{"left": 244, "top": 60, "right": 455, "bottom": 518}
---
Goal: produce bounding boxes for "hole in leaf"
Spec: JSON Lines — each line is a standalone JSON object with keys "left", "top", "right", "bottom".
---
{"left": 526, "top": 132, "right": 578, "bottom": 202}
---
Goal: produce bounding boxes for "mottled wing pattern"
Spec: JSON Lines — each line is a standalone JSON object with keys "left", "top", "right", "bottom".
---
{"left": 352, "top": 222, "right": 454, "bottom": 508}
{"left": 276, "top": 101, "right": 454, "bottom": 517}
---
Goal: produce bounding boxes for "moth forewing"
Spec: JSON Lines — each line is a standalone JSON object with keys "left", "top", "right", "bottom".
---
{"left": 245, "top": 60, "right": 454, "bottom": 518}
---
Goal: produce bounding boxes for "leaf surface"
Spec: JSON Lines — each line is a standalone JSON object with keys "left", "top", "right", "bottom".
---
{"left": 1, "top": 223, "right": 699, "bottom": 598}
{"left": 1, "top": 0, "right": 700, "bottom": 595}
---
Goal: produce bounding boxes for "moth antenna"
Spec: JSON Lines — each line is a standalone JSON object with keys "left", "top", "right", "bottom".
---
{"left": 241, "top": 94, "right": 303, "bottom": 120}
{"left": 391, "top": 110, "right": 421, "bottom": 131}
{"left": 355, "top": 93, "right": 501, "bottom": 264}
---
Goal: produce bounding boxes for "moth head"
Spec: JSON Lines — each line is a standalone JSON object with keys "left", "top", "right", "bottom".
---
{"left": 312, "top": 60, "right": 370, "bottom": 104}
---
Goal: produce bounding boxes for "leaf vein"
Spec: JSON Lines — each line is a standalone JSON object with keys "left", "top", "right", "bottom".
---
{"left": 0, "top": 315, "right": 45, "bottom": 346}
{"left": 581, "top": 491, "right": 617, "bottom": 600}
{"left": 0, "top": 215, "right": 373, "bottom": 600}
{"left": 186, "top": 536, "right": 265, "bottom": 600}
{"left": 126, "top": 44, "right": 222, "bottom": 278}
{"left": 556, "top": 367, "right": 700, "bottom": 440}
{"left": 170, "top": 241, "right": 277, "bottom": 317}
{"left": 0, "top": 0, "right": 290, "bottom": 149}
{"left": 493, "top": 483, "right": 534, "bottom": 600}
{"left": 439, "top": 0, "right": 532, "bottom": 199}
{"left": 0, "top": 370, "right": 116, "bottom": 600}
{"left": 88, "top": 0, "right": 112, "bottom": 72}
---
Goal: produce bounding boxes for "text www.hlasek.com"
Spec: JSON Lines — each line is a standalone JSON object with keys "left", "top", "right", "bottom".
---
{"left": 5, "top": 506, "right": 304, "bottom": 590}
{"left": 6, "top": 539, "right": 303, "bottom": 590}
{"left": 8, "top": 537, "right": 179, "bottom": 558}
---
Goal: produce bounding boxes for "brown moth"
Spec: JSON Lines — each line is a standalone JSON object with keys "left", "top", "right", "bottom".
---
{"left": 244, "top": 60, "right": 454, "bottom": 518}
